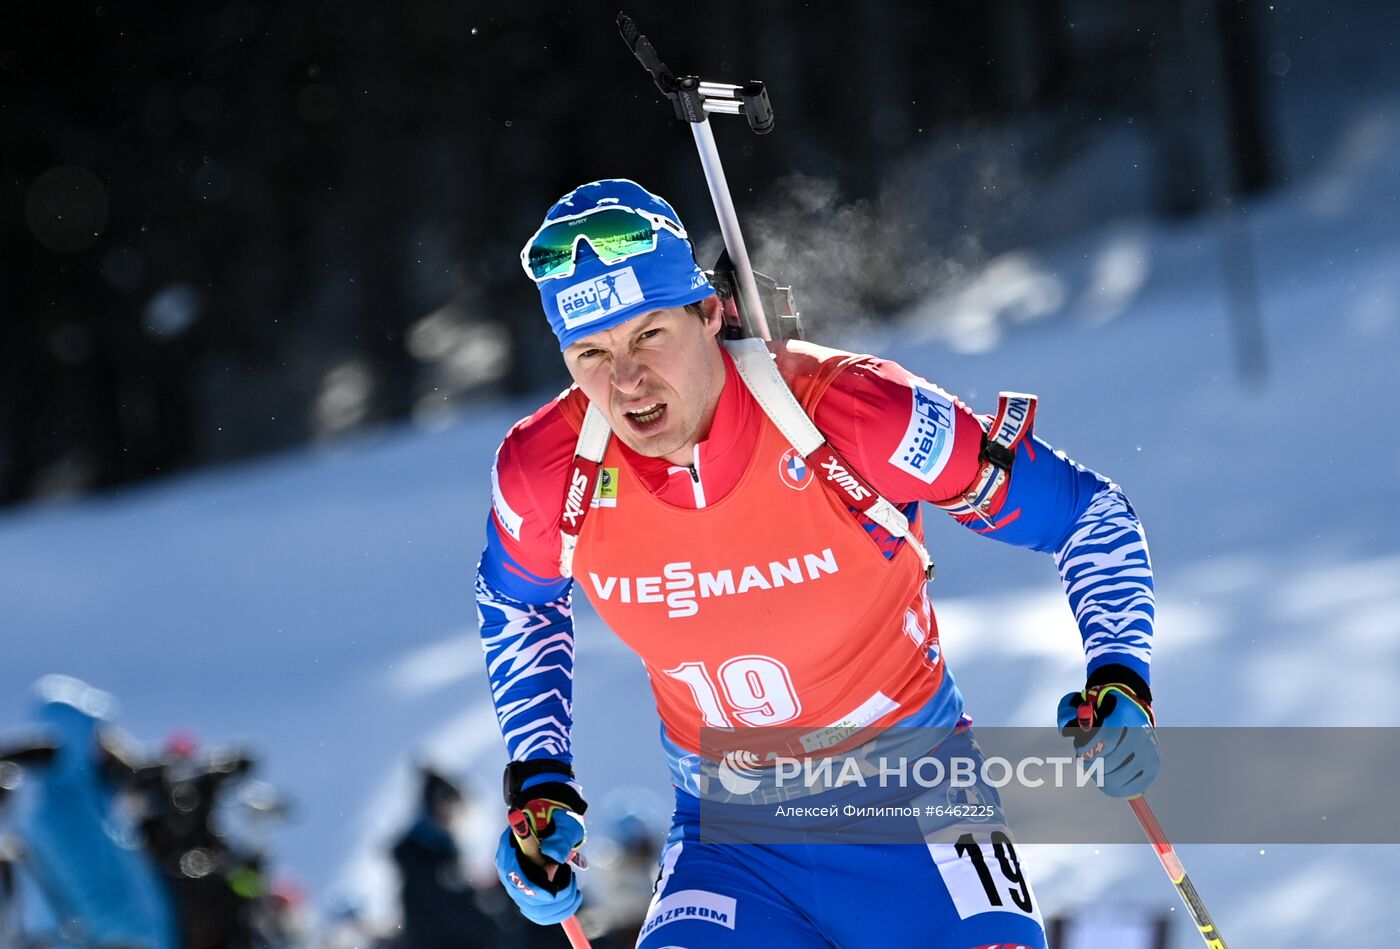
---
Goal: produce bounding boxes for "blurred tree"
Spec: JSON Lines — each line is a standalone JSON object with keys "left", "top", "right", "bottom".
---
{"left": 0, "top": 0, "right": 1283, "bottom": 506}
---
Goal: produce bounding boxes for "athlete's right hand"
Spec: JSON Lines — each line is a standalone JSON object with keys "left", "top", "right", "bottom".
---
{"left": 495, "top": 760, "right": 588, "bottom": 925}
{"left": 1056, "top": 666, "right": 1159, "bottom": 798}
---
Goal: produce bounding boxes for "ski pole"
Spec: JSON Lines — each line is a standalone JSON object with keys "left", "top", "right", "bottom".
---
{"left": 560, "top": 915, "right": 592, "bottom": 949}
{"left": 617, "top": 11, "right": 776, "bottom": 341}
{"left": 1128, "top": 795, "right": 1228, "bottom": 949}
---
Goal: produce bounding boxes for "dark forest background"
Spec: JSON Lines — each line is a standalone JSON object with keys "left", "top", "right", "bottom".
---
{"left": 0, "top": 1, "right": 1366, "bottom": 506}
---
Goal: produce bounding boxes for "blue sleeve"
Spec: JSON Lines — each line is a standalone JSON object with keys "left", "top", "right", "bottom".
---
{"left": 476, "top": 516, "right": 577, "bottom": 763}
{"left": 968, "top": 435, "right": 1155, "bottom": 684}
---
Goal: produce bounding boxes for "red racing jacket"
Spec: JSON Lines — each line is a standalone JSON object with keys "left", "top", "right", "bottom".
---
{"left": 477, "top": 340, "right": 1154, "bottom": 787}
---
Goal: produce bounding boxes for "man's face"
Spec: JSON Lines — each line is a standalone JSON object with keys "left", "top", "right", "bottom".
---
{"left": 564, "top": 298, "right": 725, "bottom": 465}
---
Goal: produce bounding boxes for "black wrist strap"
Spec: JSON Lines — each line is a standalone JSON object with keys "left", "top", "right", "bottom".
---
{"left": 502, "top": 758, "right": 575, "bottom": 805}
{"left": 1085, "top": 663, "right": 1153, "bottom": 706}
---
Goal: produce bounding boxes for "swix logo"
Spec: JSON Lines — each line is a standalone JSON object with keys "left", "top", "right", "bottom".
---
{"left": 819, "top": 457, "right": 871, "bottom": 502}
{"left": 561, "top": 470, "right": 589, "bottom": 527}
{"left": 588, "top": 548, "right": 840, "bottom": 618}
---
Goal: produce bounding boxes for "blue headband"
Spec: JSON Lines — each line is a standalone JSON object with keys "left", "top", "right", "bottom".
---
{"left": 528, "top": 179, "right": 716, "bottom": 350}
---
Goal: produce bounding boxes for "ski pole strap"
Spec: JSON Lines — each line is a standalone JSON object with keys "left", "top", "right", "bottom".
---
{"left": 724, "top": 338, "right": 936, "bottom": 580}
{"left": 1076, "top": 682, "right": 1155, "bottom": 731}
{"left": 559, "top": 405, "right": 612, "bottom": 578}
{"left": 931, "top": 392, "right": 1037, "bottom": 527}
{"left": 503, "top": 758, "right": 578, "bottom": 805}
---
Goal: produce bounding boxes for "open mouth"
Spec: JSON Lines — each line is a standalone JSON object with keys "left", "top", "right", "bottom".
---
{"left": 623, "top": 402, "right": 667, "bottom": 431}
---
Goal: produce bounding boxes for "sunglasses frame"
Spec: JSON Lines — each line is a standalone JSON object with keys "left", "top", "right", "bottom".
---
{"left": 519, "top": 202, "right": 689, "bottom": 284}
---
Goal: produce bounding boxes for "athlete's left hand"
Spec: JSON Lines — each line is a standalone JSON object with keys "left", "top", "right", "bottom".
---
{"left": 1056, "top": 665, "right": 1160, "bottom": 798}
{"left": 496, "top": 760, "right": 589, "bottom": 926}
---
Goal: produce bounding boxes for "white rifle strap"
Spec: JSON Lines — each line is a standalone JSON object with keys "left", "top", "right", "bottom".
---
{"left": 577, "top": 403, "right": 614, "bottom": 462}
{"left": 724, "top": 338, "right": 935, "bottom": 580}
{"left": 558, "top": 403, "right": 613, "bottom": 578}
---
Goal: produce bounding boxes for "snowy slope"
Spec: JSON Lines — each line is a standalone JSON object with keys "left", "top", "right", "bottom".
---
{"left": 4, "top": 96, "right": 1400, "bottom": 949}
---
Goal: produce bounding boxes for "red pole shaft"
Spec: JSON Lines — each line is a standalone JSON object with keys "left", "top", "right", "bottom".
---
{"left": 561, "top": 915, "right": 592, "bottom": 949}
{"left": 1128, "top": 795, "right": 1228, "bottom": 949}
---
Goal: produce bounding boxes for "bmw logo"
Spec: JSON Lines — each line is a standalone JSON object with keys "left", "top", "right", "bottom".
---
{"left": 778, "top": 448, "right": 813, "bottom": 491}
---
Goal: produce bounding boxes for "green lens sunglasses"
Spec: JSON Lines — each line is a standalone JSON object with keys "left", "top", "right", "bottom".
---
{"left": 520, "top": 204, "right": 688, "bottom": 283}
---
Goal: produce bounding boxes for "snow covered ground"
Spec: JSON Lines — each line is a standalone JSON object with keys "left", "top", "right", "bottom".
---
{"left": 4, "top": 84, "right": 1400, "bottom": 948}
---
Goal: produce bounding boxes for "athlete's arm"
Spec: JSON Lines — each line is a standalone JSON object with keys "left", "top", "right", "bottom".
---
{"left": 816, "top": 358, "right": 1153, "bottom": 687}
{"left": 476, "top": 410, "right": 580, "bottom": 763}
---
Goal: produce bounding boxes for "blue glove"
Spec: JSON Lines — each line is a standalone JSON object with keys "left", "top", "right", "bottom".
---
{"left": 1056, "top": 666, "right": 1160, "bottom": 798}
{"left": 495, "top": 760, "right": 588, "bottom": 926}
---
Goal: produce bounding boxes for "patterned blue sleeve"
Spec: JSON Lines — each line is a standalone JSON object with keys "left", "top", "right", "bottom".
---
{"left": 476, "top": 516, "right": 577, "bottom": 763}
{"left": 969, "top": 435, "right": 1155, "bottom": 684}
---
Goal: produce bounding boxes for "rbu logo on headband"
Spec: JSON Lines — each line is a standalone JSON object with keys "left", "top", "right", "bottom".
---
{"left": 557, "top": 267, "right": 645, "bottom": 329}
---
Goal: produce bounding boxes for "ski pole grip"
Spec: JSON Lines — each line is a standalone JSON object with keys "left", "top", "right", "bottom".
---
{"left": 741, "top": 81, "right": 774, "bottom": 134}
